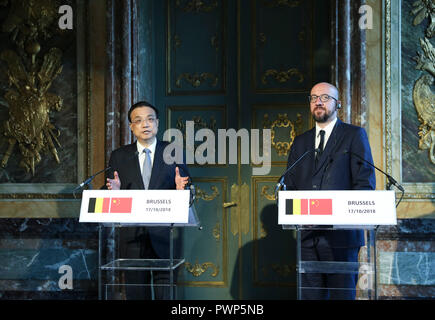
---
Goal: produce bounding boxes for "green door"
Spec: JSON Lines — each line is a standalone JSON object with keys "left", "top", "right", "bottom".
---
{"left": 153, "top": 0, "right": 331, "bottom": 299}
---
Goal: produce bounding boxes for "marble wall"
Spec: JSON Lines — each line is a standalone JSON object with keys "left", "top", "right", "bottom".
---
{"left": 377, "top": 219, "right": 435, "bottom": 299}
{"left": 0, "top": 219, "right": 98, "bottom": 299}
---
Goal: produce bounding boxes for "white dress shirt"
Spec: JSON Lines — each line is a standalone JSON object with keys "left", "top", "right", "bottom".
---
{"left": 136, "top": 139, "right": 157, "bottom": 175}
{"left": 315, "top": 117, "right": 337, "bottom": 151}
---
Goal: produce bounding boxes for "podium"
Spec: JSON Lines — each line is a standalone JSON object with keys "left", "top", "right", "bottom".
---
{"left": 278, "top": 190, "right": 397, "bottom": 300}
{"left": 79, "top": 189, "right": 198, "bottom": 300}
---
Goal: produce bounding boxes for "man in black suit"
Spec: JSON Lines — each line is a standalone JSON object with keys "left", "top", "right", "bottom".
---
{"left": 284, "top": 82, "right": 376, "bottom": 300}
{"left": 106, "top": 101, "right": 189, "bottom": 299}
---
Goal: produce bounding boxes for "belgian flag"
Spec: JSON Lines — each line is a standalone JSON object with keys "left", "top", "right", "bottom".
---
{"left": 285, "top": 199, "right": 308, "bottom": 215}
{"left": 285, "top": 198, "right": 332, "bottom": 215}
{"left": 88, "top": 197, "right": 110, "bottom": 213}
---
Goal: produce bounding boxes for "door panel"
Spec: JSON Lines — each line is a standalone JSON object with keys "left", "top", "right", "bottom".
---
{"left": 152, "top": 0, "right": 331, "bottom": 299}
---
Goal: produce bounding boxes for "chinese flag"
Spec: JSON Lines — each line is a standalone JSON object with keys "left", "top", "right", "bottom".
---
{"left": 110, "top": 197, "right": 133, "bottom": 213}
{"left": 309, "top": 199, "right": 332, "bottom": 215}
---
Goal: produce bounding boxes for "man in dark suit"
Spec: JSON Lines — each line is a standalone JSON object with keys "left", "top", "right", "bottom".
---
{"left": 106, "top": 101, "right": 190, "bottom": 299}
{"left": 284, "top": 82, "right": 376, "bottom": 300}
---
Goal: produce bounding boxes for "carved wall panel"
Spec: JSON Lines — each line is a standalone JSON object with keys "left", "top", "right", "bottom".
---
{"left": 387, "top": 0, "right": 435, "bottom": 201}
{"left": 252, "top": 104, "right": 313, "bottom": 166}
{"left": 252, "top": 176, "right": 296, "bottom": 287}
{"left": 167, "top": 0, "right": 226, "bottom": 95}
{"left": 0, "top": 0, "right": 90, "bottom": 217}
{"left": 178, "top": 178, "right": 228, "bottom": 287}
{"left": 252, "top": 0, "right": 313, "bottom": 93}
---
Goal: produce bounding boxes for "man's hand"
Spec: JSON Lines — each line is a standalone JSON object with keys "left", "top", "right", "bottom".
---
{"left": 106, "top": 171, "right": 121, "bottom": 190}
{"left": 175, "top": 166, "right": 189, "bottom": 190}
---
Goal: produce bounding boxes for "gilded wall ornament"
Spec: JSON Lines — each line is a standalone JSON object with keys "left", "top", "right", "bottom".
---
{"left": 263, "top": 113, "right": 296, "bottom": 156}
{"left": 185, "top": 260, "right": 219, "bottom": 277}
{"left": 261, "top": 68, "right": 304, "bottom": 85}
{"left": 264, "top": 0, "right": 301, "bottom": 8}
{"left": 411, "top": 0, "right": 435, "bottom": 38}
{"left": 176, "top": 72, "right": 219, "bottom": 88}
{"left": 411, "top": 1, "right": 435, "bottom": 164}
{"left": 0, "top": 0, "right": 64, "bottom": 175}
{"left": 176, "top": 0, "right": 218, "bottom": 13}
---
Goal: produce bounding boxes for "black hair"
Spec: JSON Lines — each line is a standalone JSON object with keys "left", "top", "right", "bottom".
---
{"left": 128, "top": 101, "right": 159, "bottom": 122}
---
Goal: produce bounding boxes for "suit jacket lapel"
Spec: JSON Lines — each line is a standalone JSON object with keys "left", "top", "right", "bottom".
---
{"left": 148, "top": 140, "right": 164, "bottom": 189}
{"left": 304, "top": 128, "right": 316, "bottom": 173}
{"left": 125, "top": 142, "right": 144, "bottom": 189}
{"left": 313, "top": 119, "right": 343, "bottom": 175}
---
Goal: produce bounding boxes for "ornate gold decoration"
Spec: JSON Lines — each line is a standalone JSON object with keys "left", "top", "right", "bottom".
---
{"left": 258, "top": 32, "right": 266, "bottom": 46}
{"left": 185, "top": 260, "right": 219, "bottom": 277}
{"left": 264, "top": 0, "right": 301, "bottom": 8}
{"left": 295, "top": 112, "right": 303, "bottom": 135}
{"left": 195, "top": 185, "right": 219, "bottom": 201}
{"left": 260, "top": 185, "right": 276, "bottom": 201}
{"left": 176, "top": 0, "right": 218, "bottom": 13}
{"left": 212, "top": 222, "right": 220, "bottom": 241}
{"left": 176, "top": 72, "right": 219, "bottom": 88}
{"left": 176, "top": 115, "right": 217, "bottom": 143}
{"left": 0, "top": 0, "right": 64, "bottom": 175}
{"left": 263, "top": 113, "right": 296, "bottom": 156}
{"left": 211, "top": 34, "right": 219, "bottom": 51}
{"left": 174, "top": 34, "right": 181, "bottom": 49}
{"left": 229, "top": 183, "right": 250, "bottom": 236}
{"left": 411, "top": 0, "right": 435, "bottom": 38}
{"left": 261, "top": 68, "right": 304, "bottom": 85}
{"left": 270, "top": 264, "right": 295, "bottom": 277}
{"left": 413, "top": 75, "right": 435, "bottom": 163}
{"left": 411, "top": 1, "right": 435, "bottom": 164}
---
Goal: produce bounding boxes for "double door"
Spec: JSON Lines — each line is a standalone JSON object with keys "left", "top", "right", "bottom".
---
{"left": 152, "top": 0, "right": 331, "bottom": 299}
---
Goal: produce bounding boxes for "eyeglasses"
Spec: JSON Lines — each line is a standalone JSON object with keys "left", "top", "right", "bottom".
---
{"left": 131, "top": 117, "right": 156, "bottom": 125}
{"left": 308, "top": 94, "right": 338, "bottom": 103}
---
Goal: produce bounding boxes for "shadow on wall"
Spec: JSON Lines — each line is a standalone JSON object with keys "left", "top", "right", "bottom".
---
{"left": 230, "top": 204, "right": 297, "bottom": 300}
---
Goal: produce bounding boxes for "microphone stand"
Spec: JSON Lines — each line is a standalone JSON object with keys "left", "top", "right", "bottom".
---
{"left": 275, "top": 149, "right": 318, "bottom": 202}
{"left": 72, "top": 166, "right": 112, "bottom": 198}
{"left": 347, "top": 150, "right": 405, "bottom": 208}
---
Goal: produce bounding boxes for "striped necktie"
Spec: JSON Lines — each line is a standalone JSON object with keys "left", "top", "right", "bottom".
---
{"left": 142, "top": 148, "right": 152, "bottom": 189}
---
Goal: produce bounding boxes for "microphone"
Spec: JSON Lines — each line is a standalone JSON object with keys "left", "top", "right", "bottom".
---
{"left": 74, "top": 150, "right": 140, "bottom": 193}
{"left": 275, "top": 148, "right": 319, "bottom": 200}
{"left": 73, "top": 166, "right": 112, "bottom": 192}
{"left": 345, "top": 150, "right": 404, "bottom": 192}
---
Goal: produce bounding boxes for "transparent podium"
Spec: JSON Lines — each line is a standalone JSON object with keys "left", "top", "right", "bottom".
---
{"left": 277, "top": 190, "right": 397, "bottom": 300}
{"left": 98, "top": 221, "right": 194, "bottom": 300}
{"left": 282, "top": 225, "right": 378, "bottom": 300}
{"left": 78, "top": 189, "right": 197, "bottom": 300}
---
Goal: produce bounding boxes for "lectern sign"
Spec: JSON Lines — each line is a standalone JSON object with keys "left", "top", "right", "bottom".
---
{"left": 278, "top": 190, "right": 397, "bottom": 225}
{"left": 79, "top": 190, "right": 190, "bottom": 224}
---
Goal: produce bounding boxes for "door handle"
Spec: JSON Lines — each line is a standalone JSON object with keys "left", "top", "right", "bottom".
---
{"left": 223, "top": 201, "right": 237, "bottom": 208}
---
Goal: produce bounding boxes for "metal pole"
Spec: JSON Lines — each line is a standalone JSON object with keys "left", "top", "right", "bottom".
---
{"left": 169, "top": 224, "right": 174, "bottom": 300}
{"left": 374, "top": 226, "right": 378, "bottom": 300}
{"left": 98, "top": 224, "right": 102, "bottom": 300}
{"left": 296, "top": 226, "right": 301, "bottom": 300}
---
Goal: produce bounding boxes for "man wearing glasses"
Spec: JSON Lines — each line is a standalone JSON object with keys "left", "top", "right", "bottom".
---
{"left": 106, "top": 101, "right": 190, "bottom": 299}
{"left": 284, "top": 82, "right": 376, "bottom": 299}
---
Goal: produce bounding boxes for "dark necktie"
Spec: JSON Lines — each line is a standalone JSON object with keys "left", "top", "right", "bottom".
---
{"left": 142, "top": 148, "right": 152, "bottom": 189}
{"left": 315, "top": 130, "right": 325, "bottom": 167}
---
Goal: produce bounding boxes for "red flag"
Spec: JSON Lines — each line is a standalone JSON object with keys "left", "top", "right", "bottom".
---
{"left": 309, "top": 199, "right": 332, "bottom": 215}
{"left": 110, "top": 197, "right": 133, "bottom": 213}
